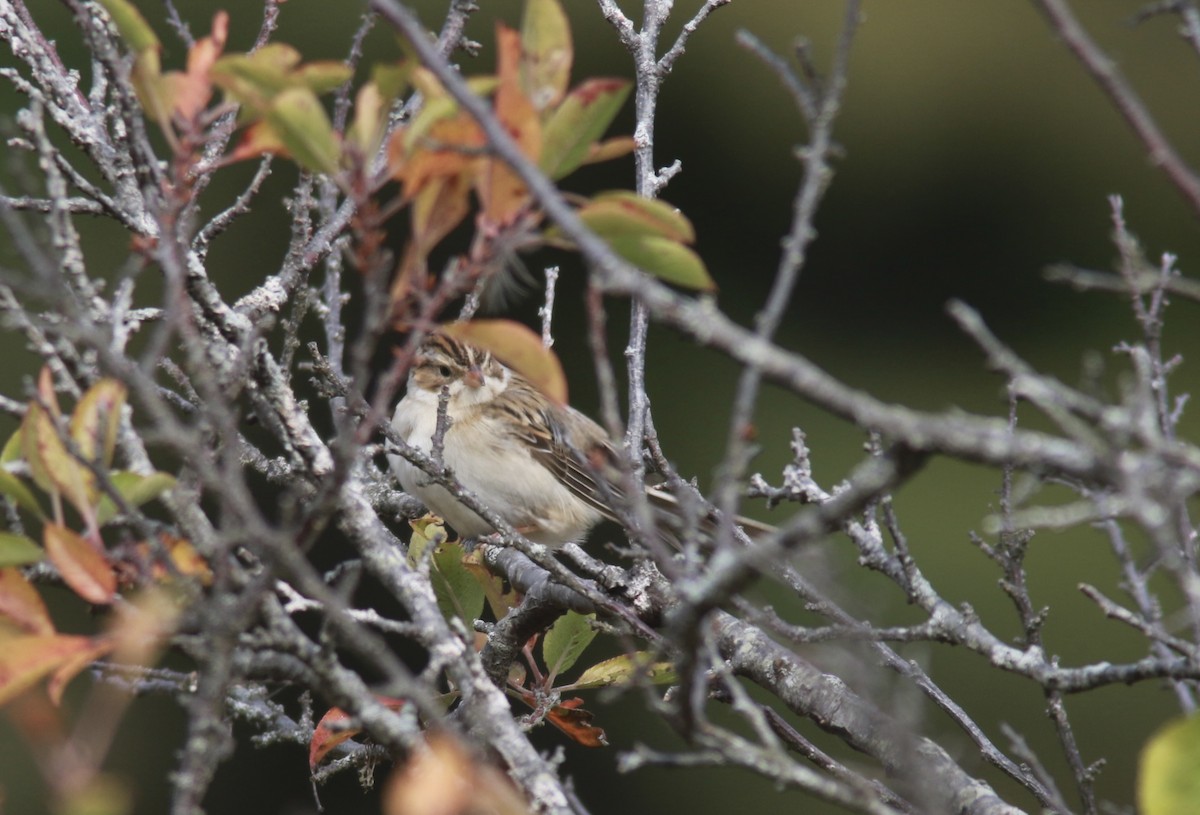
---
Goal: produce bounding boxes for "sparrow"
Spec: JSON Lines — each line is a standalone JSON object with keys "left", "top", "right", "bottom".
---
{"left": 388, "top": 332, "right": 768, "bottom": 548}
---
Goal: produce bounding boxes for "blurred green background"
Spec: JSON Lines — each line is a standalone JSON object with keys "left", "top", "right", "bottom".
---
{"left": 3, "top": 0, "right": 1200, "bottom": 812}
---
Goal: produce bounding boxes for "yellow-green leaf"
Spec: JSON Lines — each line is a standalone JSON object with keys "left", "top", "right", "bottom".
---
{"left": 294, "top": 61, "right": 354, "bottom": 95}
{"left": 539, "top": 78, "right": 630, "bottom": 180}
{"left": 1, "top": 426, "right": 23, "bottom": 465}
{"left": 22, "top": 399, "right": 92, "bottom": 516}
{"left": 606, "top": 233, "right": 715, "bottom": 291}
{"left": 576, "top": 191, "right": 695, "bottom": 244}
{"left": 570, "top": 653, "right": 677, "bottom": 690}
{"left": 520, "top": 0, "right": 572, "bottom": 112}
{"left": 70, "top": 379, "right": 127, "bottom": 476}
{"left": 542, "top": 611, "right": 596, "bottom": 680}
{"left": 1140, "top": 713, "right": 1200, "bottom": 815}
{"left": 264, "top": 87, "right": 341, "bottom": 176}
{"left": 95, "top": 0, "right": 160, "bottom": 54}
{"left": 0, "top": 468, "right": 45, "bottom": 520}
{"left": 95, "top": 471, "right": 176, "bottom": 526}
{"left": 0, "top": 533, "right": 43, "bottom": 568}
{"left": 212, "top": 44, "right": 303, "bottom": 107}
{"left": 407, "top": 515, "right": 448, "bottom": 567}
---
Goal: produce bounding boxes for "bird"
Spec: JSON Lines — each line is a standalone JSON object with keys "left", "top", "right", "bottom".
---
{"left": 388, "top": 331, "right": 770, "bottom": 549}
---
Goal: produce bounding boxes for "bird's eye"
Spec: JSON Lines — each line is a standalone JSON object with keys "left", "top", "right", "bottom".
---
{"left": 438, "top": 365, "right": 452, "bottom": 378}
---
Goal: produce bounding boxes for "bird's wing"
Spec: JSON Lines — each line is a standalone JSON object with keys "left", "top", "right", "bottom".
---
{"left": 489, "top": 387, "right": 621, "bottom": 522}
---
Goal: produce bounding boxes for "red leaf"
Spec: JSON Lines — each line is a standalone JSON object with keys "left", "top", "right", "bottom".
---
{"left": 544, "top": 697, "right": 607, "bottom": 747}
{"left": 310, "top": 696, "right": 407, "bottom": 769}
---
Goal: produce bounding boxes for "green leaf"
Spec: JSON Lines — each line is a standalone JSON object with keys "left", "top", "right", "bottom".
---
{"left": 95, "top": 471, "right": 177, "bottom": 526}
{"left": 95, "top": 0, "right": 160, "bottom": 54}
{"left": 294, "top": 61, "right": 355, "bottom": 95}
{"left": 606, "top": 234, "right": 715, "bottom": 291}
{"left": 570, "top": 653, "right": 677, "bottom": 690}
{"left": 576, "top": 191, "right": 695, "bottom": 244}
{"left": 0, "top": 468, "right": 45, "bottom": 520}
{"left": 520, "top": 0, "right": 572, "bottom": 112}
{"left": 1140, "top": 713, "right": 1200, "bottom": 815}
{"left": 212, "top": 44, "right": 304, "bottom": 107}
{"left": 542, "top": 611, "right": 596, "bottom": 681}
{"left": 539, "top": 78, "right": 630, "bottom": 180}
{"left": 264, "top": 87, "right": 341, "bottom": 176}
{"left": 431, "top": 539, "right": 486, "bottom": 625}
{"left": 0, "top": 532, "right": 44, "bottom": 568}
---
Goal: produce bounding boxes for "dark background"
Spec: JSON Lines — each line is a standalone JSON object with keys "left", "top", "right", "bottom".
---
{"left": 3, "top": 0, "right": 1200, "bottom": 812}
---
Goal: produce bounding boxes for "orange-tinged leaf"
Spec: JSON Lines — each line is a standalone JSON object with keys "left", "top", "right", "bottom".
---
{"left": 439, "top": 320, "right": 567, "bottom": 404}
{"left": 384, "top": 732, "right": 474, "bottom": 815}
{"left": 165, "top": 11, "right": 228, "bottom": 121}
{"left": 0, "top": 633, "right": 98, "bottom": 707}
{"left": 310, "top": 696, "right": 407, "bottom": 769}
{"left": 539, "top": 78, "right": 630, "bottom": 180}
{"left": 545, "top": 697, "right": 607, "bottom": 747}
{"left": 520, "top": 0, "right": 572, "bottom": 112}
{"left": 462, "top": 547, "right": 516, "bottom": 620}
{"left": 0, "top": 567, "right": 54, "bottom": 635}
{"left": 43, "top": 523, "right": 116, "bottom": 605}
{"left": 384, "top": 732, "right": 530, "bottom": 815}
{"left": 478, "top": 25, "right": 541, "bottom": 225}
{"left": 606, "top": 233, "right": 715, "bottom": 291}
{"left": 411, "top": 166, "right": 471, "bottom": 254}
{"left": 264, "top": 87, "right": 341, "bottom": 176}
{"left": 135, "top": 533, "right": 212, "bottom": 586}
{"left": 495, "top": 26, "right": 541, "bottom": 159}
{"left": 395, "top": 113, "right": 484, "bottom": 199}
{"left": 47, "top": 637, "right": 114, "bottom": 705}
{"left": 474, "top": 159, "right": 531, "bottom": 227}
{"left": 228, "top": 120, "right": 286, "bottom": 163}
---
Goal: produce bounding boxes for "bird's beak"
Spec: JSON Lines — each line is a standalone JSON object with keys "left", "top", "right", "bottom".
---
{"left": 464, "top": 366, "right": 484, "bottom": 389}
